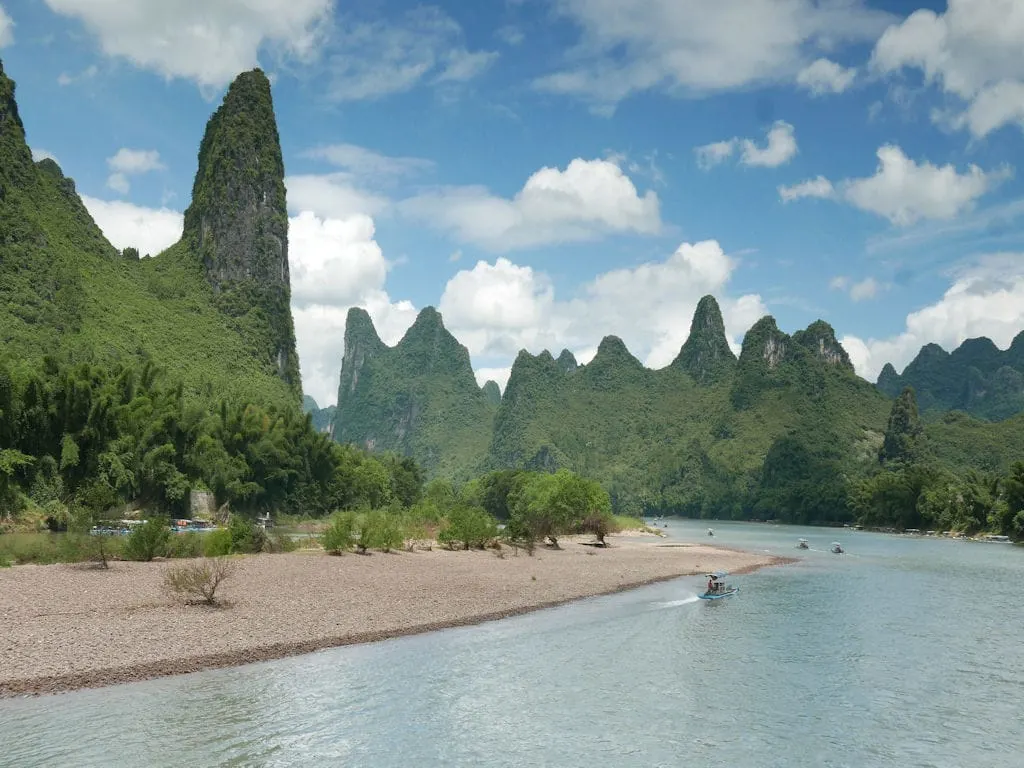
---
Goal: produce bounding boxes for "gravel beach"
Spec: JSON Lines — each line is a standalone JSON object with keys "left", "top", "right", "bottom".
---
{"left": 0, "top": 535, "right": 786, "bottom": 698}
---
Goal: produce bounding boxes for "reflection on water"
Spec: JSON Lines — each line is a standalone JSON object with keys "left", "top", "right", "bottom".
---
{"left": 2, "top": 521, "right": 1023, "bottom": 767}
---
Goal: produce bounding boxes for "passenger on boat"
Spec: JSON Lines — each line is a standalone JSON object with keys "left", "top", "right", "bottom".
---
{"left": 707, "top": 577, "right": 715, "bottom": 593}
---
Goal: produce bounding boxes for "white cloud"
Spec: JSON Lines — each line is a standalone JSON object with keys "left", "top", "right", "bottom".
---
{"left": 81, "top": 196, "right": 184, "bottom": 257}
{"left": 287, "top": 211, "right": 416, "bottom": 405}
{"left": 57, "top": 64, "right": 98, "bottom": 86}
{"left": 400, "top": 157, "right": 661, "bottom": 251}
{"left": 796, "top": 58, "right": 857, "bottom": 95}
{"left": 695, "top": 140, "right": 737, "bottom": 170}
{"left": 849, "top": 277, "right": 881, "bottom": 302}
{"left": 326, "top": 7, "right": 497, "bottom": 101}
{"left": 534, "top": 0, "right": 894, "bottom": 111}
{"left": 842, "top": 254, "right": 1024, "bottom": 380}
{"left": 474, "top": 367, "right": 512, "bottom": 391}
{"left": 44, "top": 0, "right": 331, "bottom": 91}
{"left": 301, "top": 144, "right": 434, "bottom": 179}
{"left": 0, "top": 4, "right": 13, "bottom": 48}
{"left": 740, "top": 121, "right": 798, "bottom": 168}
{"left": 285, "top": 173, "right": 390, "bottom": 220}
{"left": 496, "top": 25, "right": 524, "bottom": 46}
{"left": 829, "top": 276, "right": 849, "bottom": 291}
{"left": 779, "top": 175, "right": 834, "bottom": 202}
{"left": 438, "top": 240, "right": 766, "bottom": 372}
{"left": 31, "top": 148, "right": 60, "bottom": 164}
{"left": 784, "top": 145, "right": 1008, "bottom": 225}
{"left": 870, "top": 1, "right": 1024, "bottom": 137}
{"left": 696, "top": 121, "right": 798, "bottom": 170}
{"left": 843, "top": 145, "right": 1007, "bottom": 226}
{"left": 104, "top": 148, "right": 166, "bottom": 196}
{"left": 106, "top": 173, "right": 130, "bottom": 195}
{"left": 108, "top": 148, "right": 165, "bottom": 174}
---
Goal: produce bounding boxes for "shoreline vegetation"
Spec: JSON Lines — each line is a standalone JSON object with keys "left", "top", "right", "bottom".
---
{"left": 0, "top": 533, "right": 789, "bottom": 699}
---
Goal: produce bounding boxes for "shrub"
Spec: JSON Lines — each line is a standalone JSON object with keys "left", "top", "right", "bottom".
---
{"left": 322, "top": 511, "right": 356, "bottom": 555}
{"left": 439, "top": 506, "right": 499, "bottom": 550}
{"left": 203, "top": 528, "right": 232, "bottom": 557}
{"left": 166, "top": 532, "right": 204, "bottom": 559}
{"left": 123, "top": 518, "right": 171, "bottom": 561}
{"left": 264, "top": 531, "right": 298, "bottom": 553}
{"left": 163, "top": 558, "right": 234, "bottom": 605}
{"left": 228, "top": 516, "right": 267, "bottom": 554}
{"left": 357, "top": 510, "right": 404, "bottom": 553}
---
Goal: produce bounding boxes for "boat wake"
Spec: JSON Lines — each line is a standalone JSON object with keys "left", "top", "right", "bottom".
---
{"left": 655, "top": 596, "right": 701, "bottom": 608}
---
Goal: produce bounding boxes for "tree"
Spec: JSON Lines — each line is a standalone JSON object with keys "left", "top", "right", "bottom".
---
{"left": 509, "top": 469, "right": 611, "bottom": 548}
{"left": 438, "top": 505, "right": 498, "bottom": 550}
{"left": 880, "top": 386, "right": 923, "bottom": 465}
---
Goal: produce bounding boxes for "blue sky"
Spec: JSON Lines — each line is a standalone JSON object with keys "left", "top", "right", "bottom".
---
{"left": 2, "top": 0, "right": 1023, "bottom": 406}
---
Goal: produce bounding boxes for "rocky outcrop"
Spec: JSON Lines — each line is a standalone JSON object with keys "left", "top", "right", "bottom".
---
{"left": 793, "top": 320, "right": 854, "bottom": 372}
{"left": 182, "top": 68, "right": 299, "bottom": 393}
{"left": 672, "top": 295, "right": 737, "bottom": 383}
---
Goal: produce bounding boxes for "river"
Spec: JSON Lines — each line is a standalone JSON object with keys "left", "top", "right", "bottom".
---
{"left": 2, "top": 520, "right": 1022, "bottom": 767}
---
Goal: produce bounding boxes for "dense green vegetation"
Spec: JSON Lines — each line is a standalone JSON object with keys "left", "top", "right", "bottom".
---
{"left": 334, "top": 298, "right": 1024, "bottom": 539}
{"left": 331, "top": 307, "right": 497, "bottom": 479}
{"left": 877, "top": 335, "right": 1024, "bottom": 421}
{"left": 0, "top": 59, "right": 297, "bottom": 409}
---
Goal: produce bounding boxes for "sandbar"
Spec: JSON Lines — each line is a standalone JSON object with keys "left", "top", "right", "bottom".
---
{"left": 0, "top": 535, "right": 788, "bottom": 698}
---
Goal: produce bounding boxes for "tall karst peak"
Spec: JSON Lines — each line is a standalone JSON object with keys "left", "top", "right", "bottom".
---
{"left": 344, "top": 307, "right": 384, "bottom": 352}
{"left": 792, "top": 320, "right": 853, "bottom": 372}
{"left": 877, "top": 362, "right": 900, "bottom": 396}
{"left": 482, "top": 380, "right": 502, "bottom": 406}
{"left": 739, "top": 316, "right": 789, "bottom": 369}
{"left": 673, "top": 295, "right": 736, "bottom": 384}
{"left": 556, "top": 349, "right": 579, "bottom": 373}
{"left": 0, "top": 58, "right": 34, "bottom": 179}
{"left": 395, "top": 306, "right": 474, "bottom": 376}
{"left": 181, "top": 67, "right": 299, "bottom": 394}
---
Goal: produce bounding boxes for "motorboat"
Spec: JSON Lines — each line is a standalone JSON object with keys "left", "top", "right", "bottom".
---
{"left": 831, "top": 542, "right": 844, "bottom": 554}
{"left": 796, "top": 538, "right": 809, "bottom": 549}
{"left": 707, "top": 528, "right": 715, "bottom": 537}
{"left": 698, "top": 571, "right": 739, "bottom": 600}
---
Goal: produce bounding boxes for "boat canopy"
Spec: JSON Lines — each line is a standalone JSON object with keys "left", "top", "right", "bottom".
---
{"left": 706, "top": 571, "right": 729, "bottom": 579}
{"left": 798, "top": 538, "right": 808, "bottom": 542}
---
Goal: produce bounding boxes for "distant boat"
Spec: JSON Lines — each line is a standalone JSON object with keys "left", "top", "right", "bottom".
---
{"left": 796, "top": 538, "right": 809, "bottom": 549}
{"left": 707, "top": 528, "right": 715, "bottom": 537}
{"left": 831, "top": 542, "right": 844, "bottom": 554}
{"left": 698, "top": 571, "right": 739, "bottom": 600}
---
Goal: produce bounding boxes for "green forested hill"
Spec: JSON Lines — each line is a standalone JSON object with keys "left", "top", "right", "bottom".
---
{"left": 331, "top": 307, "right": 497, "bottom": 479}
{"left": 0, "top": 59, "right": 297, "bottom": 408}
{"left": 877, "top": 335, "right": 1024, "bottom": 421}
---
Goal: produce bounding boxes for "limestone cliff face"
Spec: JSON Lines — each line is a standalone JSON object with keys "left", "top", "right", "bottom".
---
{"left": 672, "top": 295, "right": 737, "bottom": 384}
{"left": 793, "top": 320, "right": 854, "bottom": 372}
{"left": 182, "top": 68, "right": 299, "bottom": 393}
{"left": 330, "top": 306, "right": 495, "bottom": 477}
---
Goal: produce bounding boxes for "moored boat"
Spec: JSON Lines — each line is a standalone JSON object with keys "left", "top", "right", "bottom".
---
{"left": 797, "top": 538, "right": 809, "bottom": 549}
{"left": 698, "top": 571, "right": 739, "bottom": 600}
{"left": 831, "top": 542, "right": 844, "bottom": 554}
{"left": 707, "top": 528, "right": 714, "bottom": 537}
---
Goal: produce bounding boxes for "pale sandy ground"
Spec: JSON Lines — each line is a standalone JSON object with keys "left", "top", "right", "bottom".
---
{"left": 0, "top": 534, "right": 787, "bottom": 697}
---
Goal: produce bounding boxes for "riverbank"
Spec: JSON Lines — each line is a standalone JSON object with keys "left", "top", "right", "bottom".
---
{"left": 0, "top": 535, "right": 788, "bottom": 698}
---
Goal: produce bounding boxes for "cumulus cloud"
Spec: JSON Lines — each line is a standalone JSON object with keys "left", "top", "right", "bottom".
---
{"left": 326, "top": 6, "right": 497, "bottom": 101}
{"left": 870, "top": 0, "right": 1024, "bottom": 137}
{"left": 534, "top": 0, "right": 893, "bottom": 111}
{"left": 783, "top": 145, "right": 1008, "bottom": 225}
{"left": 438, "top": 241, "right": 767, "bottom": 372}
{"left": 301, "top": 144, "right": 434, "bottom": 180}
{"left": 104, "top": 148, "right": 166, "bottom": 196}
{"left": 695, "top": 121, "right": 798, "bottom": 170}
{"left": 830, "top": 275, "right": 883, "bottom": 302}
{"left": 287, "top": 211, "right": 417, "bottom": 405}
{"left": 779, "top": 175, "right": 834, "bottom": 202}
{"left": 81, "top": 196, "right": 184, "bottom": 257}
{"left": 842, "top": 254, "right": 1024, "bottom": 380}
{"left": 796, "top": 58, "right": 857, "bottom": 95}
{"left": 0, "top": 4, "right": 13, "bottom": 48}
{"left": 285, "top": 173, "right": 390, "bottom": 220}
{"left": 400, "top": 157, "right": 661, "bottom": 251}
{"left": 44, "top": 0, "right": 331, "bottom": 91}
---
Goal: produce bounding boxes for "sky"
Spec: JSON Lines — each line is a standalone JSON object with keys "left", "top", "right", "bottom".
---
{"left": 2, "top": 0, "right": 1024, "bottom": 407}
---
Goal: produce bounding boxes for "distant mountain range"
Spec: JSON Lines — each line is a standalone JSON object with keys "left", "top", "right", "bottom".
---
{"left": 877, "top": 335, "right": 1024, "bottom": 421}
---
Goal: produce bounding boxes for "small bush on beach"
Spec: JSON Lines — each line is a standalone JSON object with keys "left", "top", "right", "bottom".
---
{"left": 166, "top": 532, "right": 204, "bottom": 558}
{"left": 123, "top": 518, "right": 171, "bottom": 561}
{"left": 264, "top": 531, "right": 298, "bottom": 553}
{"left": 438, "top": 506, "right": 498, "bottom": 550}
{"left": 322, "top": 511, "right": 356, "bottom": 554}
{"left": 203, "top": 527, "right": 232, "bottom": 557}
{"left": 228, "top": 516, "right": 267, "bottom": 554}
{"left": 163, "top": 558, "right": 234, "bottom": 606}
{"left": 358, "top": 510, "right": 403, "bottom": 553}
